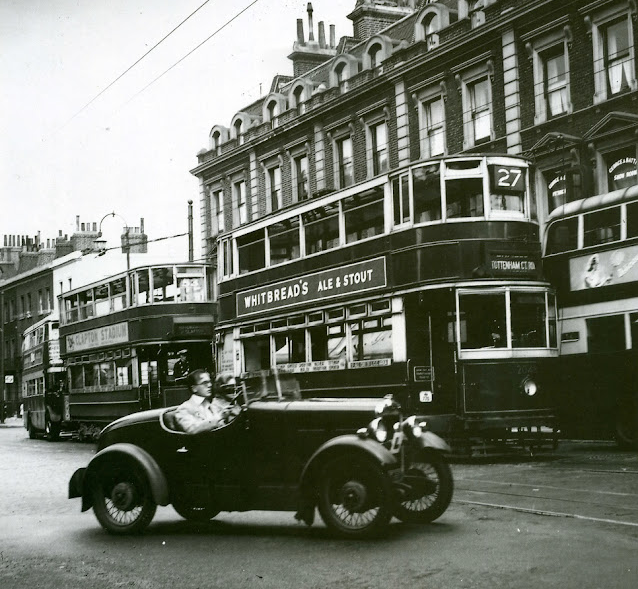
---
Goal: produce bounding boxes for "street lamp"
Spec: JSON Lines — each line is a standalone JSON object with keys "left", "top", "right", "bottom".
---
{"left": 98, "top": 211, "right": 130, "bottom": 270}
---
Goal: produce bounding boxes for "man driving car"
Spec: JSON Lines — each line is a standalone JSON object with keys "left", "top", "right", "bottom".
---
{"left": 174, "top": 370, "right": 240, "bottom": 434}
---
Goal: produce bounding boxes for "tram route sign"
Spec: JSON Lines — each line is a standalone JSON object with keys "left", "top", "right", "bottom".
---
{"left": 236, "top": 257, "right": 387, "bottom": 316}
{"left": 66, "top": 322, "right": 129, "bottom": 353}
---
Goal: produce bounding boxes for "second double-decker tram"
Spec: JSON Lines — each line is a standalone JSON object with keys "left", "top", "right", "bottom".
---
{"left": 215, "top": 155, "right": 558, "bottom": 452}
{"left": 59, "top": 263, "right": 215, "bottom": 439}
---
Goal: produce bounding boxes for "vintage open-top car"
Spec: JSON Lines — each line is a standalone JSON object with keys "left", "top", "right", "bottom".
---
{"left": 69, "top": 382, "right": 453, "bottom": 538}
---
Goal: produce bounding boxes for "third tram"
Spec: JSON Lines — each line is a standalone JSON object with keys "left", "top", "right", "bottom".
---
{"left": 544, "top": 184, "right": 638, "bottom": 447}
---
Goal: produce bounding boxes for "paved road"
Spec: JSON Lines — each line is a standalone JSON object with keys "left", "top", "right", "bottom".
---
{"left": 1, "top": 420, "right": 637, "bottom": 589}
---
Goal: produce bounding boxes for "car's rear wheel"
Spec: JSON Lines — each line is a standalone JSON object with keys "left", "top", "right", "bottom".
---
{"left": 91, "top": 465, "right": 156, "bottom": 534}
{"left": 393, "top": 451, "right": 453, "bottom": 524}
{"left": 172, "top": 501, "right": 219, "bottom": 522}
{"left": 317, "top": 456, "right": 392, "bottom": 538}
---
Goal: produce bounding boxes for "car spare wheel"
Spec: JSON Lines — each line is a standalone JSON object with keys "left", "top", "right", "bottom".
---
{"left": 172, "top": 501, "right": 220, "bottom": 522}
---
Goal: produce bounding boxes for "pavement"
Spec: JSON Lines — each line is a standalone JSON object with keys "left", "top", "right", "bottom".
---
{"left": 0, "top": 416, "right": 23, "bottom": 428}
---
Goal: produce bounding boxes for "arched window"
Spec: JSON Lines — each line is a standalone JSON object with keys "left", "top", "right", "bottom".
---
{"left": 267, "top": 100, "right": 278, "bottom": 126}
{"left": 212, "top": 131, "right": 222, "bottom": 155}
{"left": 293, "top": 86, "right": 305, "bottom": 113}
{"left": 233, "top": 119, "right": 244, "bottom": 145}
{"left": 368, "top": 43, "right": 382, "bottom": 69}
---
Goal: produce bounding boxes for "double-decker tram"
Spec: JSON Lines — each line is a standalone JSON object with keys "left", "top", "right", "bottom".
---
{"left": 215, "top": 155, "right": 558, "bottom": 452}
{"left": 544, "top": 184, "right": 638, "bottom": 448}
{"left": 59, "top": 263, "right": 215, "bottom": 440}
{"left": 21, "top": 315, "right": 66, "bottom": 440}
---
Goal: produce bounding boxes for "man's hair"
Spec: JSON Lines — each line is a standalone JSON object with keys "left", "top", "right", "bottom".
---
{"left": 186, "top": 369, "right": 208, "bottom": 388}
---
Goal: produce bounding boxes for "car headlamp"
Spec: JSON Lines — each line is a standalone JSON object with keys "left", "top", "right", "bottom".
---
{"left": 368, "top": 417, "right": 388, "bottom": 443}
{"left": 522, "top": 378, "right": 538, "bottom": 397}
{"left": 403, "top": 415, "right": 425, "bottom": 438}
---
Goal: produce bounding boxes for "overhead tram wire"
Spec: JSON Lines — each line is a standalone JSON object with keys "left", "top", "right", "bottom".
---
{"left": 60, "top": 0, "right": 214, "bottom": 129}
{"left": 119, "top": 0, "right": 263, "bottom": 109}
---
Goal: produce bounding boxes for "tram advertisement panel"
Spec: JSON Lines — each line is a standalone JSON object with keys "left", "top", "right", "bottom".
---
{"left": 66, "top": 322, "right": 129, "bottom": 353}
{"left": 569, "top": 244, "right": 638, "bottom": 291}
{"left": 236, "top": 257, "right": 387, "bottom": 316}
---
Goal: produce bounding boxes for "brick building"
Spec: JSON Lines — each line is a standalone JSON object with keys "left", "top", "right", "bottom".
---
{"left": 191, "top": 0, "right": 637, "bottom": 259}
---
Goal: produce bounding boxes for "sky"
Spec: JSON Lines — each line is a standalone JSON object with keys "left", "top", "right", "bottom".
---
{"left": 0, "top": 0, "right": 352, "bottom": 260}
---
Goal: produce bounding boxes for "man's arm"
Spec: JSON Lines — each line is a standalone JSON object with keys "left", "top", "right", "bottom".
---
{"left": 174, "top": 405, "right": 221, "bottom": 434}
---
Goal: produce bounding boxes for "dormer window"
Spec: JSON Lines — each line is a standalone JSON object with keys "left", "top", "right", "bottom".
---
{"left": 415, "top": 4, "right": 454, "bottom": 49}
{"left": 267, "top": 100, "right": 278, "bottom": 128}
{"left": 336, "top": 63, "right": 348, "bottom": 92}
{"left": 208, "top": 125, "right": 229, "bottom": 155}
{"left": 368, "top": 43, "right": 382, "bottom": 69}
{"left": 233, "top": 119, "right": 244, "bottom": 145}
{"left": 293, "top": 86, "right": 305, "bottom": 114}
{"left": 469, "top": 1, "right": 485, "bottom": 28}
{"left": 423, "top": 13, "right": 439, "bottom": 49}
{"left": 330, "top": 55, "right": 359, "bottom": 93}
{"left": 212, "top": 131, "right": 222, "bottom": 155}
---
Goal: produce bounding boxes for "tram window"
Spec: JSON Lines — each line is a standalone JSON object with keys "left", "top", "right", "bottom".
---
{"left": 274, "top": 331, "right": 306, "bottom": 365}
{"left": 309, "top": 325, "right": 328, "bottom": 361}
{"left": 115, "top": 359, "right": 132, "bottom": 386}
{"left": 327, "top": 324, "right": 347, "bottom": 360}
{"left": 584, "top": 207, "right": 621, "bottom": 247}
{"left": 392, "top": 174, "right": 410, "bottom": 225}
{"left": 70, "top": 366, "right": 83, "bottom": 390}
{"left": 84, "top": 364, "right": 97, "bottom": 387}
{"left": 152, "top": 267, "right": 176, "bottom": 302}
{"left": 413, "top": 165, "right": 441, "bottom": 223}
{"left": 549, "top": 297, "right": 558, "bottom": 347}
{"left": 304, "top": 204, "right": 340, "bottom": 255}
{"left": 65, "top": 296, "right": 79, "bottom": 324}
{"left": 78, "top": 289, "right": 94, "bottom": 320}
{"left": 630, "top": 313, "right": 638, "bottom": 349}
{"left": 344, "top": 186, "right": 385, "bottom": 244}
{"left": 510, "top": 292, "right": 547, "bottom": 348}
{"left": 137, "top": 269, "right": 151, "bottom": 305}
{"left": 627, "top": 202, "right": 638, "bottom": 238}
{"left": 459, "top": 293, "right": 506, "bottom": 349}
{"left": 177, "top": 276, "right": 206, "bottom": 302}
{"left": 546, "top": 218, "right": 578, "bottom": 254}
{"left": 98, "top": 362, "right": 115, "bottom": 386}
{"left": 446, "top": 178, "right": 484, "bottom": 218}
{"left": 110, "top": 277, "right": 127, "bottom": 311}
{"left": 489, "top": 191, "right": 524, "bottom": 213}
{"left": 269, "top": 218, "right": 300, "bottom": 266}
{"left": 587, "top": 315, "right": 626, "bottom": 353}
{"left": 238, "top": 230, "right": 266, "bottom": 274}
{"left": 95, "top": 284, "right": 110, "bottom": 316}
{"left": 351, "top": 317, "right": 393, "bottom": 361}
{"left": 244, "top": 336, "right": 270, "bottom": 372}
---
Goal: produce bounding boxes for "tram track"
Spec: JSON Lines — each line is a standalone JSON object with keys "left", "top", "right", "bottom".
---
{"left": 452, "top": 459, "right": 638, "bottom": 527}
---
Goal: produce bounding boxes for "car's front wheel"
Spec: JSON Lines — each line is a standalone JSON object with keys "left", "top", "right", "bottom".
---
{"left": 172, "top": 501, "right": 219, "bottom": 522}
{"left": 317, "top": 456, "right": 393, "bottom": 538}
{"left": 394, "top": 451, "right": 453, "bottom": 524}
{"left": 91, "top": 466, "right": 156, "bottom": 534}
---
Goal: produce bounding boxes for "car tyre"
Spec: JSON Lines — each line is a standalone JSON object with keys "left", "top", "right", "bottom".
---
{"left": 172, "top": 501, "right": 220, "bottom": 522}
{"left": 317, "top": 456, "right": 393, "bottom": 539}
{"left": 91, "top": 465, "right": 157, "bottom": 535}
{"left": 393, "top": 451, "right": 453, "bottom": 524}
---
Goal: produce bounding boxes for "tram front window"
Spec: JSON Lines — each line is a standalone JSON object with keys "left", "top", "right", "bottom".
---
{"left": 459, "top": 293, "right": 506, "bottom": 349}
{"left": 511, "top": 292, "right": 547, "bottom": 348}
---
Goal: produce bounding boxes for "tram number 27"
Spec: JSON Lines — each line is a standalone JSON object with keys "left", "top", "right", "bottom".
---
{"left": 489, "top": 165, "right": 525, "bottom": 194}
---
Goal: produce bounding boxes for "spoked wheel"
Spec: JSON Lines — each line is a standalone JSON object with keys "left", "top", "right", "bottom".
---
{"left": 172, "top": 501, "right": 219, "bottom": 522}
{"left": 394, "top": 451, "right": 453, "bottom": 524}
{"left": 318, "top": 456, "right": 393, "bottom": 538}
{"left": 92, "top": 466, "right": 156, "bottom": 534}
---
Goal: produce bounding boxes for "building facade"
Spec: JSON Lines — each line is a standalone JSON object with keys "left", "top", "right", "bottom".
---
{"left": 190, "top": 0, "right": 637, "bottom": 443}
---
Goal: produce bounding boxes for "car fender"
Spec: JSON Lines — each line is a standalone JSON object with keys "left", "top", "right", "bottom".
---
{"left": 413, "top": 431, "right": 452, "bottom": 453}
{"left": 295, "top": 434, "right": 398, "bottom": 525}
{"left": 75, "top": 443, "right": 169, "bottom": 512}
